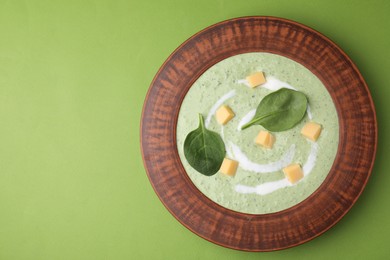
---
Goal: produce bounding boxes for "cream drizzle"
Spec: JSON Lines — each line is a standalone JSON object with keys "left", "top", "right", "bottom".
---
{"left": 229, "top": 142, "right": 295, "bottom": 173}
{"left": 235, "top": 179, "right": 291, "bottom": 195}
{"left": 237, "top": 109, "right": 256, "bottom": 131}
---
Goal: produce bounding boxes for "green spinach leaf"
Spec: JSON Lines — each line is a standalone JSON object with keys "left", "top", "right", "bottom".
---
{"left": 184, "top": 114, "right": 226, "bottom": 176}
{"left": 241, "top": 88, "right": 308, "bottom": 132}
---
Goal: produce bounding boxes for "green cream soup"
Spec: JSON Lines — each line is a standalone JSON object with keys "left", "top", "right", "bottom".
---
{"left": 176, "top": 52, "right": 339, "bottom": 214}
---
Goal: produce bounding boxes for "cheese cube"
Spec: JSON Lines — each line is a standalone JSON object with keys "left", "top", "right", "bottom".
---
{"left": 246, "top": 72, "right": 266, "bottom": 88}
{"left": 255, "top": 131, "right": 275, "bottom": 149}
{"left": 283, "top": 164, "right": 304, "bottom": 184}
{"left": 301, "top": 122, "right": 322, "bottom": 141}
{"left": 220, "top": 158, "right": 239, "bottom": 177}
{"left": 215, "top": 105, "right": 235, "bottom": 125}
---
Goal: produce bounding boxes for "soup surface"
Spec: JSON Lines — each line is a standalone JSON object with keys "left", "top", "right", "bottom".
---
{"left": 176, "top": 52, "right": 339, "bottom": 214}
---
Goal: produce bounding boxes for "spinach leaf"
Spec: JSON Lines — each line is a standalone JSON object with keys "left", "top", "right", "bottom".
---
{"left": 241, "top": 88, "right": 308, "bottom": 132}
{"left": 184, "top": 114, "right": 226, "bottom": 176}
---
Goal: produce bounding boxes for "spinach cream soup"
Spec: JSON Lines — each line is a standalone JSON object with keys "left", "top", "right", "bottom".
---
{"left": 176, "top": 52, "right": 339, "bottom": 214}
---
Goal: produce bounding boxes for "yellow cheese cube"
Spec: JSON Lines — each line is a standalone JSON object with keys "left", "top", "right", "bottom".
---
{"left": 220, "top": 158, "right": 239, "bottom": 177}
{"left": 246, "top": 72, "right": 266, "bottom": 88}
{"left": 283, "top": 164, "right": 304, "bottom": 184}
{"left": 255, "top": 130, "right": 275, "bottom": 149}
{"left": 301, "top": 122, "right": 322, "bottom": 141}
{"left": 215, "top": 105, "right": 235, "bottom": 125}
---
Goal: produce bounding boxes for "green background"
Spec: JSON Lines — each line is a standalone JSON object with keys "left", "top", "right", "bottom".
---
{"left": 0, "top": 0, "right": 388, "bottom": 259}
